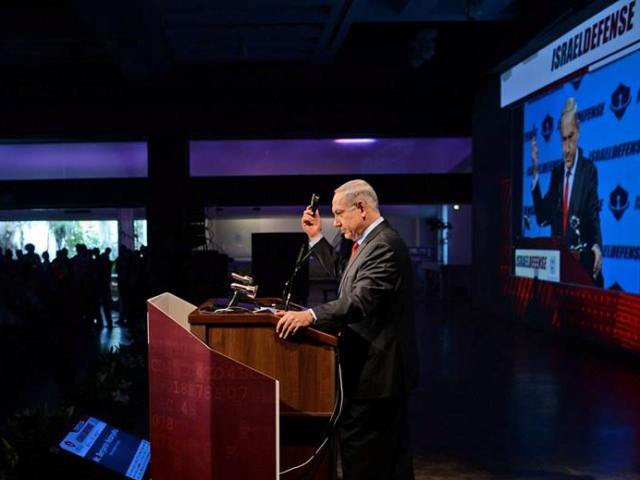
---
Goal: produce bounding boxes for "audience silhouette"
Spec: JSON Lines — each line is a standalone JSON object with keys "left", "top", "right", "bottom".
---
{"left": 0, "top": 243, "right": 149, "bottom": 328}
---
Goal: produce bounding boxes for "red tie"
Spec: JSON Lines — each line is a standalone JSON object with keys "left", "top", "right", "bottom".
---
{"left": 350, "top": 242, "right": 359, "bottom": 261}
{"left": 563, "top": 170, "right": 571, "bottom": 234}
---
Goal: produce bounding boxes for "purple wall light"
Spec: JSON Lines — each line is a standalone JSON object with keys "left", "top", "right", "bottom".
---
{"left": 190, "top": 138, "right": 471, "bottom": 177}
{"left": 0, "top": 142, "right": 148, "bottom": 180}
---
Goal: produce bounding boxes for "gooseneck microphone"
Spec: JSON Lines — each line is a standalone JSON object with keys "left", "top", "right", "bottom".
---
{"left": 282, "top": 193, "right": 320, "bottom": 310}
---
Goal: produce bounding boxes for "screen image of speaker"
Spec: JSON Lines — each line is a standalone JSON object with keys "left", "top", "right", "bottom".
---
{"left": 519, "top": 47, "right": 640, "bottom": 293}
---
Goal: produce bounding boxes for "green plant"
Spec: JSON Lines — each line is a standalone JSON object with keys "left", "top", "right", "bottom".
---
{"left": 0, "top": 405, "right": 74, "bottom": 479}
{"left": 69, "top": 343, "right": 148, "bottom": 425}
{"left": 0, "top": 321, "right": 149, "bottom": 479}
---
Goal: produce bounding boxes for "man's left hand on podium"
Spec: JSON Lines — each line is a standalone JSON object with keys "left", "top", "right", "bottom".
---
{"left": 592, "top": 244, "right": 602, "bottom": 279}
{"left": 275, "top": 310, "right": 314, "bottom": 339}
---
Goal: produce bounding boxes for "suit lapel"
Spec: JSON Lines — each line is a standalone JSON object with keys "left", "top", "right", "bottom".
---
{"left": 338, "top": 221, "right": 388, "bottom": 294}
{"left": 569, "top": 151, "right": 584, "bottom": 217}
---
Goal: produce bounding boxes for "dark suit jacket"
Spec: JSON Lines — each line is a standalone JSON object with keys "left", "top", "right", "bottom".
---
{"left": 532, "top": 149, "right": 604, "bottom": 286}
{"left": 532, "top": 148, "right": 602, "bottom": 250}
{"left": 311, "top": 220, "right": 418, "bottom": 400}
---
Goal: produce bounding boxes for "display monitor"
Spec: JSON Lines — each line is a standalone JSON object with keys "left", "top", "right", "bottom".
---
{"left": 517, "top": 46, "right": 640, "bottom": 292}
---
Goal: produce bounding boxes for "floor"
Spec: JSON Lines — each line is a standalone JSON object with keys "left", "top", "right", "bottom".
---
{"left": 409, "top": 300, "right": 640, "bottom": 479}
{"left": 1, "top": 299, "right": 639, "bottom": 479}
{"left": 0, "top": 313, "right": 130, "bottom": 423}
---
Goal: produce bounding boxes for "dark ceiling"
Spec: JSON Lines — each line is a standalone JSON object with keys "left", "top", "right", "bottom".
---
{"left": 0, "top": 0, "right": 589, "bottom": 138}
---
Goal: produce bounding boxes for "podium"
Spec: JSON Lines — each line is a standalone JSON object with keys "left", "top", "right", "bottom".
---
{"left": 190, "top": 298, "right": 339, "bottom": 479}
{"left": 516, "top": 237, "right": 596, "bottom": 286}
{"left": 147, "top": 293, "right": 338, "bottom": 480}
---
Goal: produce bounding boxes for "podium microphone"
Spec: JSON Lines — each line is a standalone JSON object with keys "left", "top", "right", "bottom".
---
{"left": 231, "top": 273, "right": 254, "bottom": 285}
{"left": 283, "top": 193, "right": 320, "bottom": 310}
{"left": 231, "top": 283, "right": 258, "bottom": 299}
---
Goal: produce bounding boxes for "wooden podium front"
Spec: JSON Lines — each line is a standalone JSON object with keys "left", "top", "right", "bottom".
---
{"left": 188, "top": 298, "right": 339, "bottom": 480}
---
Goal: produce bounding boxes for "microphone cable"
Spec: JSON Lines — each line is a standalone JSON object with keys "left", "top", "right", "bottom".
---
{"left": 279, "top": 348, "right": 344, "bottom": 477}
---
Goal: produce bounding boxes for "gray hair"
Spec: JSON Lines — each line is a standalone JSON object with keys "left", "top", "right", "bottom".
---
{"left": 335, "top": 179, "right": 379, "bottom": 210}
{"left": 561, "top": 97, "right": 579, "bottom": 127}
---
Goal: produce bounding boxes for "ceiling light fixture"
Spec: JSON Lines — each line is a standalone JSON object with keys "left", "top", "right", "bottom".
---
{"left": 333, "top": 138, "right": 377, "bottom": 145}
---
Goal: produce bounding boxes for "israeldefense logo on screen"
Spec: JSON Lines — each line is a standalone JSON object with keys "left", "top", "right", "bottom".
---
{"left": 521, "top": 48, "right": 640, "bottom": 294}
{"left": 570, "top": 75, "right": 584, "bottom": 90}
{"left": 515, "top": 250, "right": 560, "bottom": 283}
{"left": 550, "top": 2, "right": 637, "bottom": 72}
{"left": 609, "top": 185, "right": 630, "bottom": 220}
{"left": 501, "top": 0, "right": 640, "bottom": 106}
{"left": 610, "top": 83, "right": 632, "bottom": 119}
{"left": 541, "top": 115, "right": 554, "bottom": 142}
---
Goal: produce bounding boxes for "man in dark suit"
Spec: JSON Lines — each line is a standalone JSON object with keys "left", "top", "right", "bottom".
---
{"left": 276, "top": 179, "right": 418, "bottom": 480}
{"left": 531, "top": 97, "right": 603, "bottom": 286}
